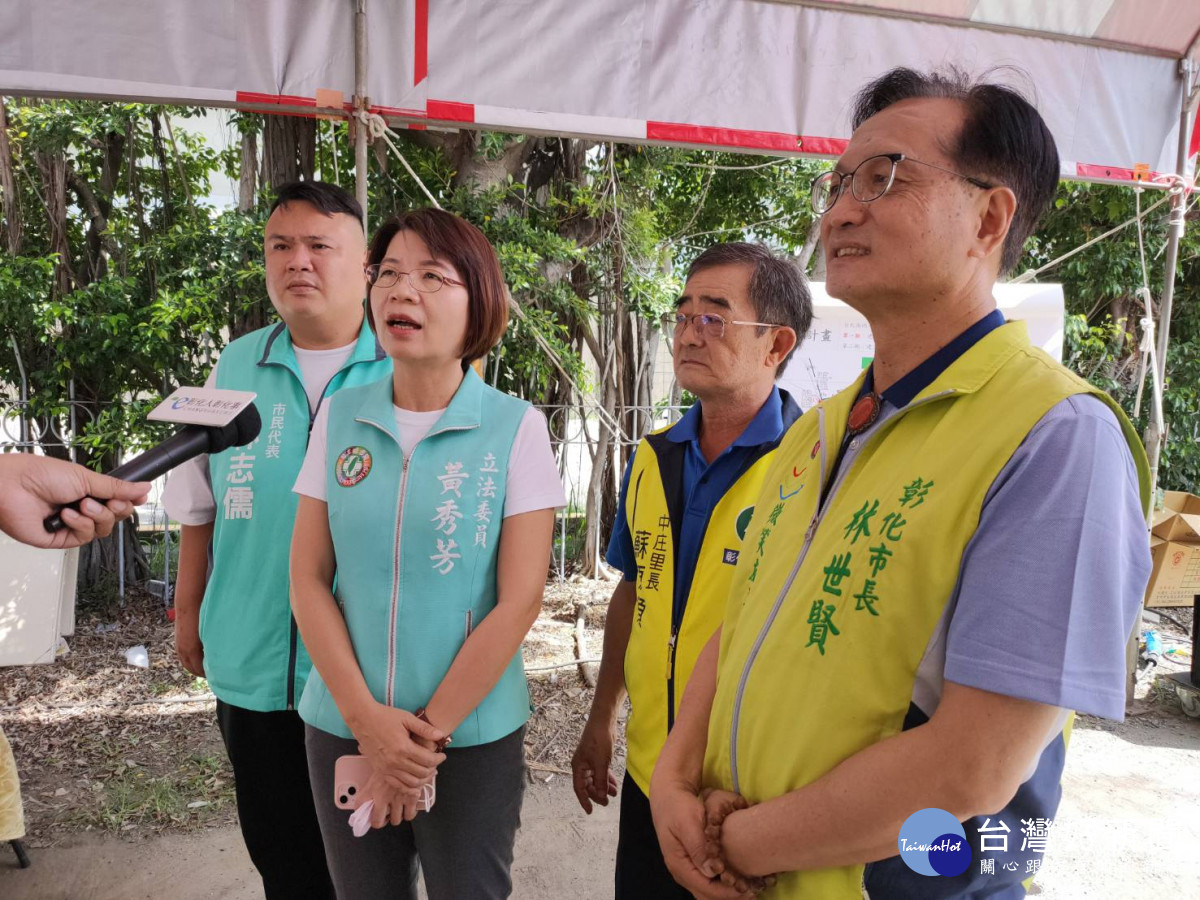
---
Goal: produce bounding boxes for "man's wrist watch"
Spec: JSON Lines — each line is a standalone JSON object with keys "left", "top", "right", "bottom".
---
{"left": 415, "top": 706, "right": 452, "bottom": 752}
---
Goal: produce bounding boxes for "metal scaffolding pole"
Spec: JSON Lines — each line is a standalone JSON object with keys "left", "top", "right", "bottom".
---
{"left": 1145, "top": 59, "right": 1199, "bottom": 499}
{"left": 1130, "top": 58, "right": 1197, "bottom": 703}
{"left": 353, "top": 0, "right": 369, "bottom": 232}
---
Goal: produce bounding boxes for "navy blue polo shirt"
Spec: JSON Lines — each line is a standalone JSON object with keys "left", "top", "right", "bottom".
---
{"left": 607, "top": 386, "right": 800, "bottom": 623}
{"left": 866, "top": 308, "right": 1006, "bottom": 407}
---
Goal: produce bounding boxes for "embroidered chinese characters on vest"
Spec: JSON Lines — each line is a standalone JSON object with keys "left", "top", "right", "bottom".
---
{"left": 203, "top": 320, "right": 390, "bottom": 713}
{"left": 623, "top": 428, "right": 780, "bottom": 793}
{"left": 702, "top": 323, "right": 1149, "bottom": 900}
{"left": 426, "top": 450, "right": 503, "bottom": 575}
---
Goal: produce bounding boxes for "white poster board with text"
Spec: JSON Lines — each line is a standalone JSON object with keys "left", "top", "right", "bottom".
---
{"left": 779, "top": 283, "right": 1066, "bottom": 410}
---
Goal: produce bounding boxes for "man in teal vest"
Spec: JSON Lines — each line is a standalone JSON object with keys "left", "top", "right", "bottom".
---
{"left": 164, "top": 181, "right": 391, "bottom": 898}
{"left": 571, "top": 242, "right": 810, "bottom": 898}
{"left": 650, "top": 69, "right": 1152, "bottom": 899}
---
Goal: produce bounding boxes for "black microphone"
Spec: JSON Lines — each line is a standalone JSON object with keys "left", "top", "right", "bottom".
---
{"left": 43, "top": 403, "right": 262, "bottom": 534}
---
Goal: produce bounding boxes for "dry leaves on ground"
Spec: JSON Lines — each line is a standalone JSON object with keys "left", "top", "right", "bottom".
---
{"left": 0, "top": 576, "right": 624, "bottom": 844}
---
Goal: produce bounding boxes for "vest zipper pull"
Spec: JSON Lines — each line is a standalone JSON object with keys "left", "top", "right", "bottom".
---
{"left": 666, "top": 629, "right": 678, "bottom": 680}
{"left": 804, "top": 514, "right": 819, "bottom": 543}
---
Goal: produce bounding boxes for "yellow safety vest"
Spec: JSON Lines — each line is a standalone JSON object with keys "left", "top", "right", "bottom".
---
{"left": 702, "top": 322, "right": 1149, "bottom": 898}
{"left": 623, "top": 422, "right": 788, "bottom": 793}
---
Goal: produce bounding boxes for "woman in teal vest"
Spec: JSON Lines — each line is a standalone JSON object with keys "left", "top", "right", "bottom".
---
{"left": 290, "top": 208, "right": 565, "bottom": 899}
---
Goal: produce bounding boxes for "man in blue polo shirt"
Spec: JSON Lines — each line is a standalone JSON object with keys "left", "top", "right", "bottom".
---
{"left": 571, "top": 242, "right": 811, "bottom": 898}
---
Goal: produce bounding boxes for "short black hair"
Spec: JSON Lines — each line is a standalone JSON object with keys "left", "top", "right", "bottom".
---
{"left": 851, "top": 66, "right": 1059, "bottom": 274}
{"left": 686, "top": 242, "right": 812, "bottom": 377}
{"left": 269, "top": 180, "right": 363, "bottom": 228}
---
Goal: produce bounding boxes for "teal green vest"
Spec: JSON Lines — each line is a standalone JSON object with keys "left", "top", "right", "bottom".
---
{"left": 298, "top": 368, "right": 534, "bottom": 747}
{"left": 203, "top": 318, "right": 391, "bottom": 712}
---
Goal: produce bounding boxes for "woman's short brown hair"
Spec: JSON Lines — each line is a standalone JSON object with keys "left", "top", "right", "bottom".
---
{"left": 365, "top": 208, "right": 509, "bottom": 362}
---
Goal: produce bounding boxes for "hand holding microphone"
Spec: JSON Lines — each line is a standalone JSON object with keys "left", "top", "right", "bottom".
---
{"left": 42, "top": 403, "right": 262, "bottom": 535}
{"left": 0, "top": 455, "right": 150, "bottom": 550}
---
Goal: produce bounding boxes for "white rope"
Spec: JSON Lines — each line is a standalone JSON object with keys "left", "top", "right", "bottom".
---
{"left": 1145, "top": 174, "right": 1195, "bottom": 265}
{"left": 672, "top": 158, "right": 793, "bottom": 171}
{"left": 1133, "top": 298, "right": 1154, "bottom": 419}
{"left": 1132, "top": 187, "right": 1155, "bottom": 418}
{"left": 506, "top": 296, "right": 633, "bottom": 444}
{"left": 355, "top": 110, "right": 442, "bottom": 209}
{"left": 1132, "top": 298, "right": 1164, "bottom": 429}
{"left": 1010, "top": 192, "right": 1170, "bottom": 284}
{"left": 1129, "top": 172, "right": 1193, "bottom": 424}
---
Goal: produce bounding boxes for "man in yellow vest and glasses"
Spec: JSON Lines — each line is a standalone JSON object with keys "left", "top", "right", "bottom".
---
{"left": 571, "top": 242, "right": 812, "bottom": 898}
{"left": 650, "top": 68, "right": 1152, "bottom": 900}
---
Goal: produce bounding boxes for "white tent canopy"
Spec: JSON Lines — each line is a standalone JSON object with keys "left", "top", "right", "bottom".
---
{"left": 2, "top": 0, "right": 1198, "bottom": 185}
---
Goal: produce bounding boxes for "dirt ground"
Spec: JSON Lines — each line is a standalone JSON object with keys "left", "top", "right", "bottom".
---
{"left": 1, "top": 585, "right": 1197, "bottom": 899}
{"left": 0, "top": 779, "right": 621, "bottom": 900}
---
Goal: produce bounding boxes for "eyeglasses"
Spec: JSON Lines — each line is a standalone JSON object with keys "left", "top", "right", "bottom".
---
{"left": 365, "top": 264, "right": 465, "bottom": 293}
{"left": 660, "top": 312, "right": 781, "bottom": 340}
{"left": 810, "top": 153, "right": 995, "bottom": 215}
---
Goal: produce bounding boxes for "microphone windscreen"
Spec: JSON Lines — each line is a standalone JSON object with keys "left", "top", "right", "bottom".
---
{"left": 210, "top": 403, "right": 262, "bottom": 454}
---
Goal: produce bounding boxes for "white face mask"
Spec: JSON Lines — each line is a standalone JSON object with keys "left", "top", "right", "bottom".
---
{"left": 347, "top": 776, "right": 437, "bottom": 837}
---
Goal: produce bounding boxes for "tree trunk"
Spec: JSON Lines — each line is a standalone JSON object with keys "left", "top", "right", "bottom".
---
{"left": 229, "top": 125, "right": 269, "bottom": 338}
{"left": 580, "top": 249, "right": 624, "bottom": 578}
{"left": 1109, "top": 295, "right": 1135, "bottom": 356}
{"left": 77, "top": 512, "right": 151, "bottom": 606}
{"left": 98, "top": 126, "right": 125, "bottom": 197}
{"left": 127, "top": 119, "right": 147, "bottom": 240}
{"left": 0, "top": 99, "right": 22, "bottom": 255}
{"left": 67, "top": 165, "right": 120, "bottom": 266}
{"left": 633, "top": 313, "right": 658, "bottom": 432}
{"left": 238, "top": 130, "right": 258, "bottom": 213}
{"left": 580, "top": 372, "right": 618, "bottom": 578}
{"left": 811, "top": 236, "right": 828, "bottom": 281}
{"left": 36, "top": 149, "right": 73, "bottom": 296}
{"left": 261, "top": 115, "right": 317, "bottom": 190}
{"left": 450, "top": 132, "right": 530, "bottom": 193}
{"left": 33, "top": 130, "right": 152, "bottom": 597}
{"left": 150, "top": 115, "right": 174, "bottom": 227}
{"left": 669, "top": 377, "right": 683, "bottom": 422}
{"left": 798, "top": 215, "right": 822, "bottom": 273}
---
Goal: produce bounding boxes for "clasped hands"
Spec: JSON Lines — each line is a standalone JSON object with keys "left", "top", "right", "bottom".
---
{"left": 653, "top": 781, "right": 776, "bottom": 899}
{"left": 351, "top": 702, "right": 447, "bottom": 829}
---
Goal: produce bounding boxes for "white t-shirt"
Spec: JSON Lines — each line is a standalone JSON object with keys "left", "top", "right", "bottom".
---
{"left": 293, "top": 402, "right": 567, "bottom": 518}
{"left": 161, "top": 341, "right": 357, "bottom": 526}
{"left": 293, "top": 343, "right": 361, "bottom": 415}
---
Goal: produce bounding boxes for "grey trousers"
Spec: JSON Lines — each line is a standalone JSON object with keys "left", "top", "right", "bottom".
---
{"left": 306, "top": 723, "right": 527, "bottom": 900}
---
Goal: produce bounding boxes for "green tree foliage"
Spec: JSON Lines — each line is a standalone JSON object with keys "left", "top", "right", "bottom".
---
{"left": 1019, "top": 181, "right": 1200, "bottom": 493}
{"left": 3, "top": 98, "right": 1197, "bottom": 586}
{"left": 0, "top": 101, "right": 263, "bottom": 464}
{"left": 0, "top": 100, "right": 274, "bottom": 588}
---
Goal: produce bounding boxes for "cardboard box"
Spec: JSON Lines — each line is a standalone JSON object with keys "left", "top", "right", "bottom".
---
{"left": 1145, "top": 491, "right": 1200, "bottom": 607}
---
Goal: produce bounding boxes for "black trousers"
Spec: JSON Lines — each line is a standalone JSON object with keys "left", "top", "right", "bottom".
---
{"left": 215, "top": 700, "right": 335, "bottom": 900}
{"left": 615, "top": 771, "right": 692, "bottom": 900}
